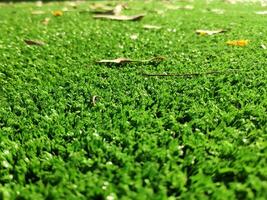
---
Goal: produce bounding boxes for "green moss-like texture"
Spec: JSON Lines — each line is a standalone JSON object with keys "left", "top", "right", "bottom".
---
{"left": 0, "top": 1, "right": 267, "bottom": 199}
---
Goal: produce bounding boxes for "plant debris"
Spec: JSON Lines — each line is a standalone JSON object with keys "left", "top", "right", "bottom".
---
{"left": 255, "top": 11, "right": 267, "bottom": 15}
{"left": 90, "top": 4, "right": 125, "bottom": 15}
{"left": 261, "top": 44, "right": 266, "bottom": 49}
{"left": 97, "top": 58, "right": 133, "bottom": 64}
{"left": 143, "top": 24, "right": 162, "bottom": 30}
{"left": 97, "top": 56, "right": 165, "bottom": 65}
{"left": 142, "top": 69, "right": 243, "bottom": 77}
{"left": 24, "top": 39, "right": 45, "bottom": 46}
{"left": 165, "top": 4, "right": 194, "bottom": 10}
{"left": 130, "top": 34, "right": 139, "bottom": 40}
{"left": 196, "top": 29, "right": 226, "bottom": 35}
{"left": 52, "top": 10, "right": 63, "bottom": 17}
{"left": 208, "top": 8, "right": 225, "bottom": 14}
{"left": 92, "top": 95, "right": 100, "bottom": 106}
{"left": 93, "top": 14, "right": 145, "bottom": 21}
{"left": 226, "top": 40, "right": 249, "bottom": 46}
{"left": 31, "top": 10, "right": 45, "bottom": 15}
{"left": 41, "top": 17, "right": 50, "bottom": 25}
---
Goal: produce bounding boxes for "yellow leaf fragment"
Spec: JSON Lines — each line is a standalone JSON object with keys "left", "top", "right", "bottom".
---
{"left": 52, "top": 10, "right": 63, "bottom": 17}
{"left": 226, "top": 40, "right": 249, "bottom": 46}
{"left": 196, "top": 29, "right": 226, "bottom": 36}
{"left": 261, "top": 44, "right": 266, "bottom": 49}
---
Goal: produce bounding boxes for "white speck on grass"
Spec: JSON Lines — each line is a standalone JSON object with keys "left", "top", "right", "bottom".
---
{"left": 130, "top": 34, "right": 138, "bottom": 40}
{"left": 3, "top": 150, "right": 10, "bottom": 155}
{"left": 106, "top": 193, "right": 115, "bottom": 200}
{"left": 2, "top": 160, "right": 10, "bottom": 168}
{"left": 102, "top": 181, "right": 109, "bottom": 190}
{"left": 106, "top": 161, "right": 113, "bottom": 165}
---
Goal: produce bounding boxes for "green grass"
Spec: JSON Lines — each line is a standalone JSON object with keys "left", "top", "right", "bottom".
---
{"left": 0, "top": 0, "right": 267, "bottom": 199}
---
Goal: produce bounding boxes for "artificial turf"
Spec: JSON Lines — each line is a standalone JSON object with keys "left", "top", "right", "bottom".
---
{"left": 0, "top": 0, "right": 267, "bottom": 199}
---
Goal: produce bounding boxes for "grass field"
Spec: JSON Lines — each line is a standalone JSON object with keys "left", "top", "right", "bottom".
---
{"left": 0, "top": 0, "right": 267, "bottom": 199}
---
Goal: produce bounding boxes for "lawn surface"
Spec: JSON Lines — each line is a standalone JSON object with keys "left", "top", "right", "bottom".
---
{"left": 0, "top": 0, "right": 267, "bottom": 199}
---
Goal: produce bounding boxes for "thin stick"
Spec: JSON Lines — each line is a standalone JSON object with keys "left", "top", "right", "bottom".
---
{"left": 142, "top": 69, "right": 244, "bottom": 77}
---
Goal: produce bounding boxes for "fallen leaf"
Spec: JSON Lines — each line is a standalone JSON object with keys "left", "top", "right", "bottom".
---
{"left": 226, "top": 40, "right": 249, "bottom": 46}
{"left": 97, "top": 58, "right": 133, "bottom": 64}
{"left": 31, "top": 10, "right": 45, "bottom": 15}
{"left": 90, "top": 4, "right": 125, "bottom": 15}
{"left": 165, "top": 4, "right": 194, "bottom": 10}
{"left": 24, "top": 39, "right": 45, "bottom": 46}
{"left": 52, "top": 10, "right": 63, "bottom": 17}
{"left": 66, "top": 1, "right": 78, "bottom": 8}
{"left": 183, "top": 5, "right": 194, "bottom": 10}
{"left": 261, "top": 44, "right": 266, "bottom": 49}
{"left": 93, "top": 14, "right": 145, "bottom": 21}
{"left": 97, "top": 56, "right": 165, "bottom": 65}
{"left": 62, "top": 7, "right": 69, "bottom": 12}
{"left": 209, "top": 8, "right": 225, "bottom": 14}
{"left": 196, "top": 29, "right": 226, "bottom": 36}
{"left": 255, "top": 11, "right": 267, "bottom": 15}
{"left": 41, "top": 17, "right": 50, "bottom": 25}
{"left": 35, "top": 1, "right": 43, "bottom": 7}
{"left": 113, "top": 4, "right": 124, "bottom": 15}
{"left": 143, "top": 24, "right": 162, "bottom": 30}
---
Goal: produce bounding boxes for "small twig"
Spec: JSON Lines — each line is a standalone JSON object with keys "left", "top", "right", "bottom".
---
{"left": 142, "top": 69, "right": 244, "bottom": 77}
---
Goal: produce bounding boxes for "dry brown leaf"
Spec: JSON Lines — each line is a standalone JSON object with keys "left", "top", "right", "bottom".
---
{"left": 41, "top": 17, "right": 50, "bottom": 25}
{"left": 24, "top": 39, "right": 45, "bottom": 46}
{"left": 31, "top": 10, "right": 45, "bottom": 15}
{"left": 143, "top": 24, "right": 162, "bottom": 30}
{"left": 196, "top": 29, "right": 226, "bottom": 36}
{"left": 226, "top": 40, "right": 249, "bottom": 47}
{"left": 255, "top": 11, "right": 267, "bottom": 15}
{"left": 52, "top": 10, "right": 63, "bottom": 17}
{"left": 93, "top": 14, "right": 145, "bottom": 21}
